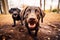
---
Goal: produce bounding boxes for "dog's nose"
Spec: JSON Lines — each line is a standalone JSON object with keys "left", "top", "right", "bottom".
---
{"left": 29, "top": 18, "right": 35, "bottom": 21}
{"left": 14, "top": 14, "right": 17, "bottom": 16}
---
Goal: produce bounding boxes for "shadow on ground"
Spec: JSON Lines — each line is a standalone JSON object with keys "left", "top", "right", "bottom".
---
{"left": 0, "top": 23, "right": 60, "bottom": 40}
{"left": 0, "top": 13, "right": 60, "bottom": 40}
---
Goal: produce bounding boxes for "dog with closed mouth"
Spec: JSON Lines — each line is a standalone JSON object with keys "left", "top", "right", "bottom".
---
{"left": 9, "top": 8, "right": 23, "bottom": 27}
{"left": 22, "top": 6, "right": 45, "bottom": 39}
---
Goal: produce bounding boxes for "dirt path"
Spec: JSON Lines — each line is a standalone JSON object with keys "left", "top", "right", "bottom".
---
{"left": 0, "top": 13, "right": 60, "bottom": 40}
{"left": 0, "top": 12, "right": 60, "bottom": 26}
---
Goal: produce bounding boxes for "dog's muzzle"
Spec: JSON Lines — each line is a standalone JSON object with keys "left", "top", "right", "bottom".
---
{"left": 13, "top": 11, "right": 18, "bottom": 17}
{"left": 27, "top": 14, "right": 38, "bottom": 29}
{"left": 28, "top": 18, "right": 37, "bottom": 24}
{"left": 13, "top": 14, "right": 18, "bottom": 17}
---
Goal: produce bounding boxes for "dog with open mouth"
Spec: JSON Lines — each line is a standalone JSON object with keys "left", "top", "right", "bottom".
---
{"left": 22, "top": 6, "right": 45, "bottom": 39}
{"left": 9, "top": 8, "right": 23, "bottom": 27}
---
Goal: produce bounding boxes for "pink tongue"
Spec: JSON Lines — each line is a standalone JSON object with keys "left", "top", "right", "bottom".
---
{"left": 28, "top": 24, "right": 35, "bottom": 28}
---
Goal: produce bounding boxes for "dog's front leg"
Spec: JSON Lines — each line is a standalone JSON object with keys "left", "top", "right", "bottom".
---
{"left": 35, "top": 27, "right": 38, "bottom": 37}
{"left": 34, "top": 27, "right": 38, "bottom": 40}
{"left": 12, "top": 19, "right": 16, "bottom": 27}
{"left": 19, "top": 19, "right": 23, "bottom": 26}
{"left": 27, "top": 27, "right": 31, "bottom": 35}
{"left": 21, "top": 18, "right": 23, "bottom": 26}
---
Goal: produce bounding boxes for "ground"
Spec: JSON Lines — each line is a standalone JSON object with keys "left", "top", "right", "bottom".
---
{"left": 0, "top": 12, "right": 60, "bottom": 40}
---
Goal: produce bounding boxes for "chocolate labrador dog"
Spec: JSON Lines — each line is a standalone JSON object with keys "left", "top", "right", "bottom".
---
{"left": 9, "top": 8, "right": 23, "bottom": 27}
{"left": 22, "top": 6, "right": 45, "bottom": 39}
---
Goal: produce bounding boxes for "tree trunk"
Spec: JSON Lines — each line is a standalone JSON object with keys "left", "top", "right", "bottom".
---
{"left": 2, "top": 0, "right": 9, "bottom": 14}
{"left": 50, "top": 0, "right": 53, "bottom": 12}
{"left": 44, "top": 0, "right": 45, "bottom": 11}
{"left": 40, "top": 0, "right": 42, "bottom": 8}
{"left": 57, "top": 0, "right": 60, "bottom": 13}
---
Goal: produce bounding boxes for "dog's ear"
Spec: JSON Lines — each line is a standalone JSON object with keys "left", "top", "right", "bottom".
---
{"left": 22, "top": 6, "right": 29, "bottom": 20}
{"left": 40, "top": 9, "right": 45, "bottom": 23}
{"left": 9, "top": 8, "right": 13, "bottom": 14}
{"left": 17, "top": 8, "right": 21, "bottom": 13}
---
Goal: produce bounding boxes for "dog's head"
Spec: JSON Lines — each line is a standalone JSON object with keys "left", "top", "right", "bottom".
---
{"left": 9, "top": 8, "right": 21, "bottom": 17}
{"left": 23, "top": 6, "right": 45, "bottom": 29}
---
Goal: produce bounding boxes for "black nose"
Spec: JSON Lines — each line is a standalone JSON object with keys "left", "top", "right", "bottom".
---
{"left": 29, "top": 18, "right": 35, "bottom": 21}
{"left": 14, "top": 14, "right": 17, "bottom": 16}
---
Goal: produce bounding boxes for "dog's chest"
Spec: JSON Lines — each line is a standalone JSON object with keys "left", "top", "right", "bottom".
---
{"left": 12, "top": 15, "right": 21, "bottom": 20}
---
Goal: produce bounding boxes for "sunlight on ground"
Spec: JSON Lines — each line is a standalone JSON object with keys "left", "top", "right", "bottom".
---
{"left": 0, "top": 14, "right": 13, "bottom": 25}
{"left": 0, "top": 12, "right": 60, "bottom": 26}
{"left": 0, "top": 13, "right": 60, "bottom": 40}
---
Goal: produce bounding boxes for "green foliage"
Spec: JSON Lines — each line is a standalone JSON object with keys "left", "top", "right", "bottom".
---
{"left": 52, "top": 9, "right": 57, "bottom": 12}
{"left": 52, "top": 9, "right": 60, "bottom": 12}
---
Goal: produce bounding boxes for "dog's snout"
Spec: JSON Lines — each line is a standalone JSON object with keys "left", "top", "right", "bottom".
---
{"left": 31, "top": 15, "right": 34, "bottom": 16}
{"left": 14, "top": 14, "right": 17, "bottom": 16}
{"left": 29, "top": 18, "right": 35, "bottom": 21}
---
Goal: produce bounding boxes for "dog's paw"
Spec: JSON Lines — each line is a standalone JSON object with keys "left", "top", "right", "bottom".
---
{"left": 19, "top": 29, "right": 25, "bottom": 32}
{"left": 12, "top": 25, "right": 16, "bottom": 27}
{"left": 19, "top": 27, "right": 25, "bottom": 32}
{"left": 34, "top": 37, "right": 38, "bottom": 40}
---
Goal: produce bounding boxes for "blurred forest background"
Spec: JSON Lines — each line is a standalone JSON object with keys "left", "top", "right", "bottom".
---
{"left": 0, "top": 0, "right": 60, "bottom": 40}
{"left": 0, "top": 0, "right": 60, "bottom": 14}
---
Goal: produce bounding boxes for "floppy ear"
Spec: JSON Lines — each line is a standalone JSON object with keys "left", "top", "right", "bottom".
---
{"left": 17, "top": 8, "right": 21, "bottom": 13}
{"left": 9, "top": 8, "right": 13, "bottom": 14}
{"left": 40, "top": 9, "right": 45, "bottom": 23}
{"left": 22, "top": 6, "right": 28, "bottom": 20}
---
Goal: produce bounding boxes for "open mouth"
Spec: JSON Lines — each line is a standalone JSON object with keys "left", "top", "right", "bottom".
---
{"left": 14, "top": 15, "right": 17, "bottom": 17}
{"left": 13, "top": 14, "right": 18, "bottom": 17}
{"left": 28, "top": 20, "right": 37, "bottom": 28}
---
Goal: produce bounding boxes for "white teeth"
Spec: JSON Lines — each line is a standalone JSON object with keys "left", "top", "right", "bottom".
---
{"left": 28, "top": 23, "right": 36, "bottom": 28}
{"left": 14, "top": 15, "right": 17, "bottom": 17}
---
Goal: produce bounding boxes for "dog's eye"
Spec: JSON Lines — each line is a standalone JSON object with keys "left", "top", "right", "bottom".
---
{"left": 35, "top": 9, "right": 39, "bottom": 13}
{"left": 27, "top": 9, "right": 31, "bottom": 12}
